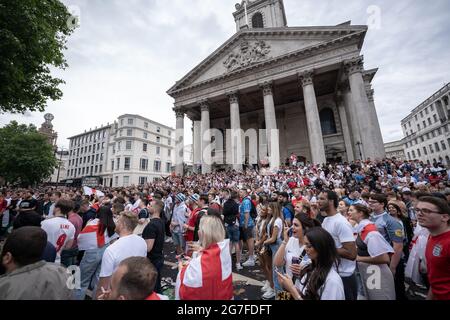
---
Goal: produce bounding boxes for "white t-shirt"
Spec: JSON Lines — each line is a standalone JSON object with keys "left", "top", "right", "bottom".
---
{"left": 267, "top": 218, "right": 283, "bottom": 242}
{"left": 298, "top": 267, "right": 345, "bottom": 300}
{"left": 284, "top": 237, "right": 309, "bottom": 279}
{"left": 99, "top": 234, "right": 147, "bottom": 278}
{"left": 41, "top": 216, "right": 75, "bottom": 262}
{"left": 322, "top": 213, "right": 356, "bottom": 277}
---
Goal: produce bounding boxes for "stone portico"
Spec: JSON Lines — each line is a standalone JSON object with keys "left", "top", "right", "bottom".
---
{"left": 167, "top": 0, "right": 386, "bottom": 175}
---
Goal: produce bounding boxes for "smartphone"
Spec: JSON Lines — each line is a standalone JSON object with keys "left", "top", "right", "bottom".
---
{"left": 291, "top": 257, "right": 301, "bottom": 265}
{"left": 288, "top": 227, "right": 293, "bottom": 238}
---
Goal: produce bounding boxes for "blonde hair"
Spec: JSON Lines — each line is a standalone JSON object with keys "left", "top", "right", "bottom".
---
{"left": 199, "top": 215, "right": 225, "bottom": 249}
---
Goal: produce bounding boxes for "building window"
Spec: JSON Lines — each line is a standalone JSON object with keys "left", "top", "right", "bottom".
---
{"left": 419, "top": 111, "right": 423, "bottom": 118}
{"left": 252, "top": 12, "right": 264, "bottom": 28}
{"left": 139, "top": 177, "right": 147, "bottom": 185}
{"left": 140, "top": 158, "right": 148, "bottom": 171}
{"left": 168, "top": 149, "right": 171, "bottom": 157}
{"left": 433, "top": 114, "right": 438, "bottom": 122}
{"left": 429, "top": 145, "right": 434, "bottom": 153}
{"left": 124, "top": 157, "right": 131, "bottom": 171}
{"left": 144, "top": 132, "right": 148, "bottom": 139}
{"left": 425, "top": 108, "right": 429, "bottom": 115}
{"left": 100, "top": 153, "right": 103, "bottom": 161}
{"left": 156, "top": 136, "right": 161, "bottom": 143}
{"left": 441, "top": 141, "right": 447, "bottom": 150}
{"left": 423, "top": 120, "right": 426, "bottom": 128}
{"left": 115, "top": 176, "right": 119, "bottom": 186}
{"left": 417, "top": 124, "right": 420, "bottom": 131}
{"left": 121, "top": 119, "right": 124, "bottom": 126}
{"left": 157, "top": 127, "right": 161, "bottom": 133}
{"left": 99, "top": 165, "right": 102, "bottom": 173}
{"left": 412, "top": 150, "right": 416, "bottom": 158}
{"left": 111, "top": 160, "right": 115, "bottom": 171}
{"left": 127, "top": 129, "right": 132, "bottom": 137}
{"left": 143, "top": 143, "right": 147, "bottom": 152}
{"left": 168, "top": 131, "right": 172, "bottom": 136}
{"left": 123, "top": 176, "right": 130, "bottom": 186}
{"left": 417, "top": 149, "right": 421, "bottom": 157}
{"left": 95, "top": 165, "right": 98, "bottom": 173}
{"left": 428, "top": 118, "right": 432, "bottom": 125}
{"left": 128, "top": 118, "right": 133, "bottom": 125}
{"left": 431, "top": 104, "right": 434, "bottom": 111}
{"left": 126, "top": 141, "right": 132, "bottom": 150}
{"left": 407, "top": 152, "right": 411, "bottom": 160}
{"left": 96, "top": 154, "right": 99, "bottom": 162}
{"left": 168, "top": 139, "right": 171, "bottom": 146}
{"left": 154, "top": 160, "right": 161, "bottom": 172}
{"left": 319, "top": 108, "right": 337, "bottom": 135}
{"left": 421, "top": 136, "right": 424, "bottom": 142}
{"left": 144, "top": 122, "right": 148, "bottom": 129}
{"left": 166, "top": 162, "right": 171, "bottom": 173}
{"left": 435, "top": 142, "right": 440, "bottom": 152}
{"left": 116, "top": 158, "right": 121, "bottom": 170}
{"left": 437, "top": 128, "right": 442, "bottom": 135}
{"left": 120, "top": 130, "right": 123, "bottom": 137}
{"left": 423, "top": 147, "right": 428, "bottom": 155}
{"left": 156, "top": 146, "right": 160, "bottom": 155}
{"left": 118, "top": 142, "right": 121, "bottom": 151}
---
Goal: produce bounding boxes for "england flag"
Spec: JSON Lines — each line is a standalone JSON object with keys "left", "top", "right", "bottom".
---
{"left": 175, "top": 239, "right": 234, "bottom": 300}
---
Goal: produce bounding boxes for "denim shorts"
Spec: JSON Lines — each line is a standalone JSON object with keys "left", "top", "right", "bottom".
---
{"left": 239, "top": 226, "right": 254, "bottom": 242}
{"left": 226, "top": 224, "right": 240, "bottom": 243}
{"left": 172, "top": 232, "right": 185, "bottom": 247}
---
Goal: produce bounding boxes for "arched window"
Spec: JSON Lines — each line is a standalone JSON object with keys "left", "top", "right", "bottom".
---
{"left": 252, "top": 12, "right": 264, "bottom": 28}
{"left": 320, "top": 108, "right": 337, "bottom": 135}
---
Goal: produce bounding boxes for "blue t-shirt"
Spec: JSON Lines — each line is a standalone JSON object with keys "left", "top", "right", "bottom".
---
{"left": 282, "top": 206, "right": 294, "bottom": 223}
{"left": 239, "top": 197, "right": 254, "bottom": 228}
{"left": 370, "top": 212, "right": 405, "bottom": 245}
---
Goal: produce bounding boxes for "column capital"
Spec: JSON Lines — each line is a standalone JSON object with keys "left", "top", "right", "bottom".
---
{"left": 337, "top": 81, "right": 350, "bottom": 93}
{"left": 344, "top": 56, "right": 364, "bottom": 76}
{"left": 366, "top": 88, "right": 375, "bottom": 102}
{"left": 298, "top": 70, "right": 314, "bottom": 87}
{"left": 227, "top": 91, "right": 239, "bottom": 104}
{"left": 173, "top": 107, "right": 185, "bottom": 118}
{"left": 199, "top": 99, "right": 210, "bottom": 112}
{"left": 260, "top": 81, "right": 273, "bottom": 96}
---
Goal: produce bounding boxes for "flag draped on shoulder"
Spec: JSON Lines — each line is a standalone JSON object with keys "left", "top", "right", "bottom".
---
{"left": 176, "top": 240, "right": 233, "bottom": 300}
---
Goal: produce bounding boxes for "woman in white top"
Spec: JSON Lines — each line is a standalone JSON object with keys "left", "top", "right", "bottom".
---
{"left": 277, "top": 227, "right": 345, "bottom": 300}
{"left": 273, "top": 213, "right": 321, "bottom": 296}
{"left": 350, "top": 204, "right": 396, "bottom": 300}
{"left": 262, "top": 202, "right": 284, "bottom": 299}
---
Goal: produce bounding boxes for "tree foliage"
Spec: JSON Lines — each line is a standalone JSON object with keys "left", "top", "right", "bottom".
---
{"left": 0, "top": 121, "right": 58, "bottom": 186}
{"left": 0, "top": 0, "right": 75, "bottom": 114}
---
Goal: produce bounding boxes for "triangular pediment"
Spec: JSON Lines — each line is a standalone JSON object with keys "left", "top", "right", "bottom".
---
{"left": 168, "top": 25, "right": 367, "bottom": 96}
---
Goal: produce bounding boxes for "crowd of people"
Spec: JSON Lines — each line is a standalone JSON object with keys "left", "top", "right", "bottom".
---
{"left": 0, "top": 158, "right": 449, "bottom": 300}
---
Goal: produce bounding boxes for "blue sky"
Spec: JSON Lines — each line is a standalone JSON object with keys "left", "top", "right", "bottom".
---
{"left": 1, "top": 0, "right": 449, "bottom": 148}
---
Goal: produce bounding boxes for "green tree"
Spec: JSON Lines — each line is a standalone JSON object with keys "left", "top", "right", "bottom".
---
{"left": 0, "top": 0, "right": 75, "bottom": 114}
{"left": 0, "top": 121, "right": 58, "bottom": 186}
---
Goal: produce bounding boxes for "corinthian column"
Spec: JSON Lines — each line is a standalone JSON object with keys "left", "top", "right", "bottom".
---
{"left": 299, "top": 70, "right": 326, "bottom": 165}
{"left": 174, "top": 108, "right": 185, "bottom": 176}
{"left": 228, "top": 91, "right": 243, "bottom": 171}
{"left": 200, "top": 100, "right": 211, "bottom": 174}
{"left": 260, "top": 81, "right": 280, "bottom": 170}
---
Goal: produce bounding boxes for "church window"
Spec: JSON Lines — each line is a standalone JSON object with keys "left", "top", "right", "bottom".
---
{"left": 252, "top": 12, "right": 264, "bottom": 28}
{"left": 320, "top": 108, "right": 337, "bottom": 135}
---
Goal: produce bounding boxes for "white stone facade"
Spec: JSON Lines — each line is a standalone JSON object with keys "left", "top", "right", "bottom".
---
{"left": 66, "top": 115, "right": 174, "bottom": 187}
{"left": 384, "top": 140, "right": 406, "bottom": 161}
{"left": 401, "top": 83, "right": 450, "bottom": 166}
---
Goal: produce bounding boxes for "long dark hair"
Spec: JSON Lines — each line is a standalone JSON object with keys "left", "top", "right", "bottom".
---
{"left": 97, "top": 206, "right": 116, "bottom": 237}
{"left": 294, "top": 213, "right": 321, "bottom": 232}
{"left": 299, "top": 227, "right": 339, "bottom": 300}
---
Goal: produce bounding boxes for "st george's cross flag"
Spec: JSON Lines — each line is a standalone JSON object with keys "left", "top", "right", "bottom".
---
{"left": 175, "top": 239, "right": 233, "bottom": 300}
{"left": 83, "top": 186, "right": 105, "bottom": 197}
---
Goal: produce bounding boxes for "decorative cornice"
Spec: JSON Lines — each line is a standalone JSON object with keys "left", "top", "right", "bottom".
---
{"left": 344, "top": 56, "right": 364, "bottom": 76}
{"left": 167, "top": 27, "right": 367, "bottom": 97}
{"left": 298, "top": 70, "right": 314, "bottom": 87}
{"left": 260, "top": 81, "right": 273, "bottom": 96}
